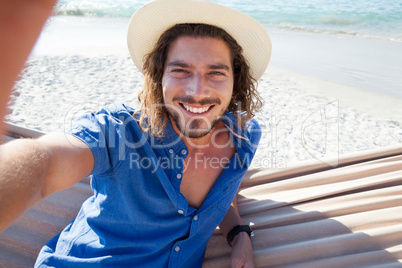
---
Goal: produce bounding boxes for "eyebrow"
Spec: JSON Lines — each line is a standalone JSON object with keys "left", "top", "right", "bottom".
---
{"left": 166, "top": 60, "right": 231, "bottom": 71}
{"left": 166, "top": 61, "right": 190, "bottom": 68}
{"left": 208, "top": 64, "right": 230, "bottom": 71}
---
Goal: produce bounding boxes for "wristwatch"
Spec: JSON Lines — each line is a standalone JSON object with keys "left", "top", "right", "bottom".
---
{"left": 226, "top": 225, "right": 254, "bottom": 247}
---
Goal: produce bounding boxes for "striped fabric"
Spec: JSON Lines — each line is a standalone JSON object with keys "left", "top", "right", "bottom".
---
{"left": 204, "top": 146, "right": 402, "bottom": 267}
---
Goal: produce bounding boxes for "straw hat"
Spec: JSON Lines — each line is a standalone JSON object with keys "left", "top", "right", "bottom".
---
{"left": 127, "top": 0, "right": 271, "bottom": 80}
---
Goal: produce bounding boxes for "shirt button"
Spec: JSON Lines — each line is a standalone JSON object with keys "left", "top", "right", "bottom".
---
{"left": 193, "top": 215, "right": 198, "bottom": 221}
{"left": 175, "top": 246, "right": 180, "bottom": 252}
{"left": 178, "top": 210, "right": 184, "bottom": 214}
{"left": 176, "top": 174, "right": 182, "bottom": 179}
{"left": 181, "top": 149, "right": 187, "bottom": 155}
{"left": 169, "top": 149, "right": 174, "bottom": 154}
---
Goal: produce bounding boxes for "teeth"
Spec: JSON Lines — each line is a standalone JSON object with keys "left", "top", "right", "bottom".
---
{"left": 183, "top": 104, "right": 210, "bottom": 114}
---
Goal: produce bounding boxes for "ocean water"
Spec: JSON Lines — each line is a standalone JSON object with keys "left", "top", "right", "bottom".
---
{"left": 54, "top": 0, "right": 402, "bottom": 42}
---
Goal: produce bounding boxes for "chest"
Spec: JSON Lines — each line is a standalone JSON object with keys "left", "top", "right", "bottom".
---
{"left": 180, "top": 147, "right": 235, "bottom": 209}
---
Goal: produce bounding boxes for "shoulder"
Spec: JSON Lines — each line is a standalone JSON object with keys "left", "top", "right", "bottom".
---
{"left": 68, "top": 103, "right": 143, "bottom": 149}
{"left": 80, "top": 103, "right": 142, "bottom": 131}
{"left": 245, "top": 118, "right": 261, "bottom": 147}
{"left": 96, "top": 103, "right": 137, "bottom": 119}
{"left": 223, "top": 112, "right": 261, "bottom": 144}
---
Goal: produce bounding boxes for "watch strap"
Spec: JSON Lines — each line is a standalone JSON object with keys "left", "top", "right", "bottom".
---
{"left": 226, "top": 224, "right": 253, "bottom": 247}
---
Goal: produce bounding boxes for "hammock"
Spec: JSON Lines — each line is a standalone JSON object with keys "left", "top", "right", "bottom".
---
{"left": 1, "top": 123, "right": 401, "bottom": 267}
{"left": 204, "top": 146, "right": 402, "bottom": 267}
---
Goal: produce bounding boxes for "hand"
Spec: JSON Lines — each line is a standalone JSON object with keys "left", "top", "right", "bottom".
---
{"left": 230, "top": 232, "right": 255, "bottom": 268}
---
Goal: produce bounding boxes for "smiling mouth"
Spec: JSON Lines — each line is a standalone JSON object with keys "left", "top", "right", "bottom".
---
{"left": 180, "top": 103, "right": 214, "bottom": 114}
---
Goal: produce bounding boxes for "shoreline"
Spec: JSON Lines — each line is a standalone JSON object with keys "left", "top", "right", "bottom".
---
{"left": 266, "top": 64, "right": 402, "bottom": 123}
{"left": 267, "top": 26, "right": 402, "bottom": 99}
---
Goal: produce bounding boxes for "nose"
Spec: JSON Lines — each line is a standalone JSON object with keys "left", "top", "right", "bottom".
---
{"left": 185, "top": 72, "right": 210, "bottom": 99}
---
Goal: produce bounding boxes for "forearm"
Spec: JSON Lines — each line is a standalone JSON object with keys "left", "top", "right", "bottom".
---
{"left": 219, "top": 196, "right": 245, "bottom": 239}
{"left": 220, "top": 195, "right": 252, "bottom": 248}
{"left": 0, "top": 138, "right": 50, "bottom": 232}
{"left": 220, "top": 195, "right": 255, "bottom": 267}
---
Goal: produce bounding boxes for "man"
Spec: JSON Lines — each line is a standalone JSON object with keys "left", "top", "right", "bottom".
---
{"left": 0, "top": 0, "right": 271, "bottom": 267}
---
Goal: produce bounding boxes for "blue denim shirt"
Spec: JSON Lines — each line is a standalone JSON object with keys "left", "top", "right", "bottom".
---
{"left": 35, "top": 103, "right": 261, "bottom": 267}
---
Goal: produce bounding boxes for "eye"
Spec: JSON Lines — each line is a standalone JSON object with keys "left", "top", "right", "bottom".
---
{"left": 171, "top": 68, "right": 190, "bottom": 78}
{"left": 208, "top": 71, "right": 227, "bottom": 80}
{"left": 211, "top": 71, "right": 225, "bottom": 76}
{"left": 172, "top": 68, "right": 188, "bottom": 73}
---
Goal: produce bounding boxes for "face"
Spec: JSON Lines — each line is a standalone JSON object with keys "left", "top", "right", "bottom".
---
{"left": 162, "top": 36, "right": 234, "bottom": 139}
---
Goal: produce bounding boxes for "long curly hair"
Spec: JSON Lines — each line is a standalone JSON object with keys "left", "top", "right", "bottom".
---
{"left": 135, "top": 23, "right": 263, "bottom": 137}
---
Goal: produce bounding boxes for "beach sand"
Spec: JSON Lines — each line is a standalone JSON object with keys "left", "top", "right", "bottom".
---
{"left": 6, "top": 16, "right": 402, "bottom": 168}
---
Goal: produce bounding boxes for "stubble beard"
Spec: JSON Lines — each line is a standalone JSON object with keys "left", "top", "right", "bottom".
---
{"left": 166, "top": 106, "right": 226, "bottom": 139}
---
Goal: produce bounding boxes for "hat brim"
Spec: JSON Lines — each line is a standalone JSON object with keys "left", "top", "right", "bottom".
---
{"left": 127, "top": 0, "right": 271, "bottom": 80}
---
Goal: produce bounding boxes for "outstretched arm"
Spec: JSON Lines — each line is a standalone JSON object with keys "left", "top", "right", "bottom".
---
{"left": 0, "top": 132, "right": 94, "bottom": 232}
{"left": 0, "top": 0, "right": 56, "bottom": 139}
{"left": 219, "top": 196, "right": 254, "bottom": 268}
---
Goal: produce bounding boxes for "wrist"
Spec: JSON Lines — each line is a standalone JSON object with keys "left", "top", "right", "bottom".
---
{"left": 231, "top": 231, "right": 250, "bottom": 247}
{"left": 226, "top": 224, "right": 253, "bottom": 247}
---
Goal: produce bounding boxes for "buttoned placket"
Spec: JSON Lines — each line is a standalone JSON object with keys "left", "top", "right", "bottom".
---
{"left": 175, "top": 148, "right": 186, "bottom": 181}
{"left": 166, "top": 145, "right": 203, "bottom": 267}
{"left": 168, "top": 148, "right": 181, "bottom": 181}
{"left": 166, "top": 146, "right": 190, "bottom": 216}
{"left": 168, "top": 211, "right": 201, "bottom": 267}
